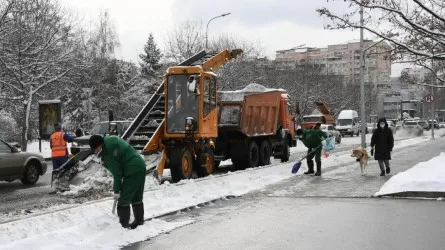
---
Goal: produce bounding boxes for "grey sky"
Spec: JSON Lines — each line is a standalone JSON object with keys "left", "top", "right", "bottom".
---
{"left": 60, "top": 0, "right": 403, "bottom": 76}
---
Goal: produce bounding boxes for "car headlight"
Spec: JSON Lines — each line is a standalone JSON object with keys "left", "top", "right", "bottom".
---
{"left": 72, "top": 142, "right": 78, "bottom": 147}
{"left": 347, "top": 128, "right": 351, "bottom": 131}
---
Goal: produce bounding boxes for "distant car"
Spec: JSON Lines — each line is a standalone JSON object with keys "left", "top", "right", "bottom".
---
{"left": 320, "top": 124, "right": 341, "bottom": 144}
{"left": 71, "top": 120, "right": 132, "bottom": 154}
{"left": 440, "top": 122, "right": 445, "bottom": 128}
{"left": 427, "top": 120, "right": 440, "bottom": 130}
{"left": 0, "top": 138, "right": 48, "bottom": 185}
{"left": 387, "top": 121, "right": 396, "bottom": 134}
{"left": 402, "top": 120, "right": 424, "bottom": 136}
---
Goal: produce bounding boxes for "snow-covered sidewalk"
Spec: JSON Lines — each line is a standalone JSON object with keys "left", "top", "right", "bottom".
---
{"left": 0, "top": 134, "right": 439, "bottom": 250}
{"left": 375, "top": 152, "right": 445, "bottom": 197}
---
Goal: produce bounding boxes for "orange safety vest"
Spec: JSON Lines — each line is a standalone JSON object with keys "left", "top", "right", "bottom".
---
{"left": 50, "top": 131, "right": 67, "bottom": 158}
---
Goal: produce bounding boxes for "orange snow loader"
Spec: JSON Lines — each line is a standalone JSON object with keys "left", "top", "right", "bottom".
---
{"left": 301, "top": 102, "right": 336, "bottom": 129}
{"left": 141, "top": 49, "right": 297, "bottom": 183}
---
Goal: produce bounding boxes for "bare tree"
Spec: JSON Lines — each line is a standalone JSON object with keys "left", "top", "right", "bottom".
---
{"left": 0, "top": 0, "right": 82, "bottom": 151}
{"left": 163, "top": 19, "right": 205, "bottom": 64}
{"left": 317, "top": 0, "right": 445, "bottom": 85}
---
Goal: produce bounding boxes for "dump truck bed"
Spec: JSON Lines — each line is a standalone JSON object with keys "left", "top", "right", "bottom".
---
{"left": 218, "top": 84, "right": 285, "bottom": 137}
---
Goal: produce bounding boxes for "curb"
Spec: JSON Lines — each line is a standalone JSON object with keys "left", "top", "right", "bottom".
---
{"left": 376, "top": 191, "right": 445, "bottom": 199}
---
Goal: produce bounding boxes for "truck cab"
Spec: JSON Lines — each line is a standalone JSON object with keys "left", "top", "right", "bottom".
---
{"left": 301, "top": 102, "right": 335, "bottom": 129}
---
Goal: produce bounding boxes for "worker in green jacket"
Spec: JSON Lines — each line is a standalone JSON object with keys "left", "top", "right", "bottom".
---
{"left": 89, "top": 135, "right": 146, "bottom": 229}
{"left": 296, "top": 124, "right": 328, "bottom": 176}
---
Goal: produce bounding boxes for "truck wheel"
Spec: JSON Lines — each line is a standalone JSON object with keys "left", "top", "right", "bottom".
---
{"left": 196, "top": 148, "right": 215, "bottom": 178}
{"left": 280, "top": 142, "right": 290, "bottom": 163}
{"left": 259, "top": 140, "right": 271, "bottom": 166}
{"left": 170, "top": 147, "right": 193, "bottom": 183}
{"left": 247, "top": 141, "right": 259, "bottom": 168}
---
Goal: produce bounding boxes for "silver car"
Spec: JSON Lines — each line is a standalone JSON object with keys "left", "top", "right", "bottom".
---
{"left": 0, "top": 138, "right": 48, "bottom": 185}
{"left": 402, "top": 120, "right": 424, "bottom": 136}
{"left": 320, "top": 124, "right": 341, "bottom": 144}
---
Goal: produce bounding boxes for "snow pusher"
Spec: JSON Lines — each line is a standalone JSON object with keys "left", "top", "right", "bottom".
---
{"left": 51, "top": 50, "right": 225, "bottom": 190}
{"left": 142, "top": 50, "right": 298, "bottom": 183}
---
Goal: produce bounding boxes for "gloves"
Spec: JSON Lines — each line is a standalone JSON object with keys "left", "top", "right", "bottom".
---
{"left": 370, "top": 148, "right": 374, "bottom": 156}
{"left": 113, "top": 193, "right": 120, "bottom": 201}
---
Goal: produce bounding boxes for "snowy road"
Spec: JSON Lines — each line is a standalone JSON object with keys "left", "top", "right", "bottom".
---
{"left": 1, "top": 132, "right": 444, "bottom": 249}
{"left": 130, "top": 135, "right": 445, "bottom": 250}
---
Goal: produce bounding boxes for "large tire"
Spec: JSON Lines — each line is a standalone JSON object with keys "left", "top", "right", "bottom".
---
{"left": 21, "top": 162, "right": 40, "bottom": 185}
{"left": 170, "top": 147, "right": 193, "bottom": 183}
{"left": 258, "top": 140, "right": 271, "bottom": 166}
{"left": 247, "top": 140, "right": 259, "bottom": 168}
{"left": 280, "top": 141, "right": 290, "bottom": 163}
{"left": 195, "top": 148, "right": 215, "bottom": 178}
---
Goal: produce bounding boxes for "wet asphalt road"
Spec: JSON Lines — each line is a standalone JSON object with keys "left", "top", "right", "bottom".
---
{"left": 127, "top": 136, "right": 445, "bottom": 250}
{"left": 0, "top": 161, "right": 69, "bottom": 220}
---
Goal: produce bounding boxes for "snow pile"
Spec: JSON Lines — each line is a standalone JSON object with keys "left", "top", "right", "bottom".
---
{"left": 147, "top": 120, "right": 160, "bottom": 127}
{"left": 219, "top": 83, "right": 285, "bottom": 102}
{"left": 375, "top": 152, "right": 445, "bottom": 196}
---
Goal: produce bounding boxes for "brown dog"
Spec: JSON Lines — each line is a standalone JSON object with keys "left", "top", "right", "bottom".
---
{"left": 351, "top": 146, "right": 369, "bottom": 176}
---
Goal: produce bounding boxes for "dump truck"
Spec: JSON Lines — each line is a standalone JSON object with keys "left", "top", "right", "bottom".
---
{"left": 214, "top": 84, "right": 297, "bottom": 170}
{"left": 301, "top": 102, "right": 335, "bottom": 129}
{"left": 140, "top": 49, "right": 298, "bottom": 183}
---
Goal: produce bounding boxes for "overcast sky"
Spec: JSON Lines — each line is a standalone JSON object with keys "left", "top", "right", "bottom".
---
{"left": 60, "top": 0, "right": 403, "bottom": 76}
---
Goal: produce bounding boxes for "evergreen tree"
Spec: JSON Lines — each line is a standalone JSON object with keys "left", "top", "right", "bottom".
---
{"left": 139, "top": 33, "right": 162, "bottom": 78}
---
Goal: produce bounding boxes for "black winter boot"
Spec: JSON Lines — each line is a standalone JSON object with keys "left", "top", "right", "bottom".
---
{"left": 304, "top": 161, "right": 315, "bottom": 175}
{"left": 380, "top": 171, "right": 385, "bottom": 176}
{"left": 117, "top": 205, "right": 130, "bottom": 228}
{"left": 129, "top": 203, "right": 145, "bottom": 230}
{"left": 314, "top": 161, "right": 321, "bottom": 176}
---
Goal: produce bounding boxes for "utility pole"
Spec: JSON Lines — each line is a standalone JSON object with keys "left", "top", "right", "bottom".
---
{"left": 359, "top": 2, "right": 366, "bottom": 148}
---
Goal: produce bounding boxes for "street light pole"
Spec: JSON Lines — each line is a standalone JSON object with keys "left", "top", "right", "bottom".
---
{"left": 205, "top": 13, "right": 231, "bottom": 49}
{"left": 359, "top": 3, "right": 366, "bottom": 148}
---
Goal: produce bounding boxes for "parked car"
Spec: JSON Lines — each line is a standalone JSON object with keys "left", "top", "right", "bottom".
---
{"left": 402, "top": 120, "right": 424, "bottom": 136}
{"left": 71, "top": 120, "right": 132, "bottom": 154}
{"left": 320, "top": 124, "right": 341, "bottom": 144}
{"left": 417, "top": 120, "right": 429, "bottom": 131}
{"left": 440, "top": 122, "right": 445, "bottom": 128}
{"left": 366, "top": 123, "right": 374, "bottom": 134}
{"left": 0, "top": 138, "right": 47, "bottom": 185}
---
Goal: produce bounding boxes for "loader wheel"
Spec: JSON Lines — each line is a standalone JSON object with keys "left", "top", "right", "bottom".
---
{"left": 170, "top": 147, "right": 193, "bottom": 183}
{"left": 259, "top": 140, "right": 271, "bottom": 166}
{"left": 196, "top": 148, "right": 215, "bottom": 178}
{"left": 247, "top": 140, "right": 259, "bottom": 168}
{"left": 280, "top": 142, "right": 290, "bottom": 163}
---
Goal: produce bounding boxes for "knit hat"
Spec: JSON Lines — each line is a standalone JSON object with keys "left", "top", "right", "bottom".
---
{"left": 89, "top": 134, "right": 104, "bottom": 150}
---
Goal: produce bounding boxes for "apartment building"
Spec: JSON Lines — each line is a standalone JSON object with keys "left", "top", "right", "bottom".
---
{"left": 275, "top": 40, "right": 392, "bottom": 89}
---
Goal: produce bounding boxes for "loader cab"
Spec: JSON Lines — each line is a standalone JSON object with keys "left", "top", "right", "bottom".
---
{"left": 165, "top": 71, "right": 218, "bottom": 138}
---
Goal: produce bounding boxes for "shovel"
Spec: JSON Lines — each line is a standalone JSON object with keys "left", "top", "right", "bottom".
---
{"left": 292, "top": 144, "right": 322, "bottom": 174}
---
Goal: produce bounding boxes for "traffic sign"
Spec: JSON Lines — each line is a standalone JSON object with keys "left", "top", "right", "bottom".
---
{"left": 425, "top": 94, "right": 434, "bottom": 103}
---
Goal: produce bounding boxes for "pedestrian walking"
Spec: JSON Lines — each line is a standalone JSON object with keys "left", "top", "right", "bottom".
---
{"left": 370, "top": 117, "right": 394, "bottom": 176}
{"left": 88, "top": 135, "right": 146, "bottom": 229}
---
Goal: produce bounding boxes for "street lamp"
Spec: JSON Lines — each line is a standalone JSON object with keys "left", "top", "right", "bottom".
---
{"left": 205, "top": 13, "right": 231, "bottom": 49}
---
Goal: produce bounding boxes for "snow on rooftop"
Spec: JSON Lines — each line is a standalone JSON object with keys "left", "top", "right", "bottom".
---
{"left": 38, "top": 99, "right": 61, "bottom": 104}
{"left": 219, "top": 83, "right": 285, "bottom": 102}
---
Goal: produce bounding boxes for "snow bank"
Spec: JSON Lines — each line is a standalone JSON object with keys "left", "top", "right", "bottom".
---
{"left": 219, "top": 83, "right": 285, "bottom": 102}
{"left": 375, "top": 152, "right": 445, "bottom": 196}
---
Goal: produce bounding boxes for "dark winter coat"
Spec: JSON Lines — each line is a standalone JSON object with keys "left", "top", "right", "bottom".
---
{"left": 370, "top": 118, "right": 394, "bottom": 160}
{"left": 99, "top": 136, "right": 146, "bottom": 193}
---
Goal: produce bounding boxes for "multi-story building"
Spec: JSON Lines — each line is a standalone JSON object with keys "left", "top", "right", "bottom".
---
{"left": 376, "top": 72, "right": 427, "bottom": 119}
{"left": 275, "top": 40, "right": 392, "bottom": 90}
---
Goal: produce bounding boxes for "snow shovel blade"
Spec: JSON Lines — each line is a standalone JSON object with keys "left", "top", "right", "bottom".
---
{"left": 292, "top": 161, "right": 302, "bottom": 174}
{"left": 112, "top": 199, "right": 117, "bottom": 215}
